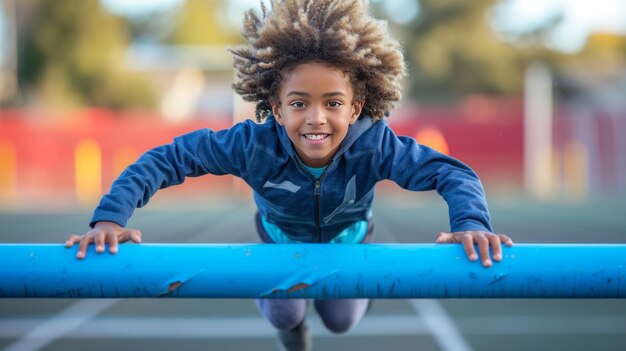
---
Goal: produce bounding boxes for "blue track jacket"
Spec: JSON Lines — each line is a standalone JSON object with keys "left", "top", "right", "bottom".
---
{"left": 91, "top": 114, "right": 493, "bottom": 242}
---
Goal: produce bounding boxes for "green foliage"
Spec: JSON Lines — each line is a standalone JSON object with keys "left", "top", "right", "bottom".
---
{"left": 167, "top": 0, "right": 241, "bottom": 45}
{"left": 406, "top": 0, "right": 524, "bottom": 101}
{"left": 378, "top": 0, "right": 626, "bottom": 102}
{"left": 16, "top": 0, "right": 625, "bottom": 108}
{"left": 18, "top": 0, "right": 156, "bottom": 110}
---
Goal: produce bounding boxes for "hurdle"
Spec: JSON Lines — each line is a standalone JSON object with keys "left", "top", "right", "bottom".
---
{"left": 1, "top": 244, "right": 624, "bottom": 298}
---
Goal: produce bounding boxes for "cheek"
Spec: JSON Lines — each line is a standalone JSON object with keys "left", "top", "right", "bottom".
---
{"left": 285, "top": 122, "right": 301, "bottom": 137}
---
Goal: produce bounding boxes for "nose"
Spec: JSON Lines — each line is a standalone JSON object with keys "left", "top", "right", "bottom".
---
{"left": 306, "top": 105, "right": 326, "bottom": 125}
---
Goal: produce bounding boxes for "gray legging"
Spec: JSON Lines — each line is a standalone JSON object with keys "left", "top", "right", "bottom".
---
{"left": 254, "top": 213, "right": 374, "bottom": 334}
{"left": 256, "top": 297, "right": 369, "bottom": 334}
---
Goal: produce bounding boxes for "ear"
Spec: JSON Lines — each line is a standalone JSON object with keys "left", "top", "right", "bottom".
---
{"left": 350, "top": 100, "right": 365, "bottom": 124}
{"left": 271, "top": 103, "right": 283, "bottom": 126}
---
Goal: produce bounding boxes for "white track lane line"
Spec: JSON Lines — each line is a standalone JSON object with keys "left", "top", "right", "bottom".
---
{"left": 375, "top": 216, "right": 474, "bottom": 351}
{"left": 0, "top": 315, "right": 427, "bottom": 339}
{"left": 3, "top": 299, "right": 118, "bottom": 351}
{"left": 3, "top": 314, "right": 626, "bottom": 339}
{"left": 4, "top": 210, "right": 245, "bottom": 351}
{"left": 411, "top": 299, "right": 472, "bottom": 351}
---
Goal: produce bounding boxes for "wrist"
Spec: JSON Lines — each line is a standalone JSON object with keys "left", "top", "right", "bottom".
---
{"left": 93, "top": 221, "right": 123, "bottom": 230}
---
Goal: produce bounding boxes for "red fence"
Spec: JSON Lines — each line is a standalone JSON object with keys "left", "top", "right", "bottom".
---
{"left": 0, "top": 104, "right": 527, "bottom": 208}
{"left": 0, "top": 109, "right": 235, "bottom": 207}
{"left": 391, "top": 102, "right": 524, "bottom": 185}
{"left": 17, "top": 99, "right": 626, "bottom": 208}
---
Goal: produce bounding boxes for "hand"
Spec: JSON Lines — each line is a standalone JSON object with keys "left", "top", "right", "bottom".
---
{"left": 65, "top": 221, "right": 142, "bottom": 259}
{"left": 435, "top": 231, "right": 513, "bottom": 267}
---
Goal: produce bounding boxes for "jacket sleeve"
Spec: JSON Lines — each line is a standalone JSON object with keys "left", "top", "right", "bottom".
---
{"left": 378, "top": 125, "right": 493, "bottom": 233}
{"left": 90, "top": 123, "right": 253, "bottom": 228}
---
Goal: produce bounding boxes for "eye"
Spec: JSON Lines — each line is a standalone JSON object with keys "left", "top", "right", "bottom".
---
{"left": 290, "top": 101, "right": 306, "bottom": 108}
{"left": 327, "top": 100, "right": 343, "bottom": 108}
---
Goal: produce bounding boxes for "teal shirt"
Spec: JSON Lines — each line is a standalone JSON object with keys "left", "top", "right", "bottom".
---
{"left": 301, "top": 162, "right": 326, "bottom": 179}
{"left": 261, "top": 162, "right": 368, "bottom": 243}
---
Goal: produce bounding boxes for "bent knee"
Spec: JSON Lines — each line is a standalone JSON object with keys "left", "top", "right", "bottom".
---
{"left": 256, "top": 300, "right": 307, "bottom": 330}
{"left": 321, "top": 316, "right": 359, "bottom": 334}
{"left": 316, "top": 299, "right": 368, "bottom": 334}
{"left": 267, "top": 314, "right": 305, "bottom": 330}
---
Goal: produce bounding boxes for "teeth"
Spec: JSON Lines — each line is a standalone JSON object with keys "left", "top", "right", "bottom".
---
{"left": 305, "top": 134, "right": 328, "bottom": 140}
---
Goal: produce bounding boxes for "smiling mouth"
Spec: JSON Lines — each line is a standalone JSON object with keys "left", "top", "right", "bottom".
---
{"left": 303, "top": 133, "right": 329, "bottom": 141}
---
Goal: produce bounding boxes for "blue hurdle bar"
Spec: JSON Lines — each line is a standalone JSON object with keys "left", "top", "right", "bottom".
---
{"left": 1, "top": 244, "right": 625, "bottom": 298}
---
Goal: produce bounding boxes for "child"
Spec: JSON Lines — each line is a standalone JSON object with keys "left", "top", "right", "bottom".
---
{"left": 66, "top": 1, "right": 513, "bottom": 350}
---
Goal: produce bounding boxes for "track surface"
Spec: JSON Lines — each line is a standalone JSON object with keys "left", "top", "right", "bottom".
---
{"left": 1, "top": 193, "right": 625, "bottom": 351}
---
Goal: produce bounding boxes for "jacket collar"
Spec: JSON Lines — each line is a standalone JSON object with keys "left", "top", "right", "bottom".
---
{"left": 332, "top": 115, "right": 375, "bottom": 160}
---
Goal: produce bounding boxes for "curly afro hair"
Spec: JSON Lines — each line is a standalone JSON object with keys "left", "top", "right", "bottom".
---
{"left": 230, "top": 0, "right": 407, "bottom": 122}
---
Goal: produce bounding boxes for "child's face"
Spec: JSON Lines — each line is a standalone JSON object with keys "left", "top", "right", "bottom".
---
{"left": 272, "top": 62, "right": 364, "bottom": 168}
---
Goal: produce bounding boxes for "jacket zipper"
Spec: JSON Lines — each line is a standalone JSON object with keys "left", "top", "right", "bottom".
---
{"left": 293, "top": 156, "right": 332, "bottom": 243}
{"left": 314, "top": 180, "right": 321, "bottom": 242}
{"left": 313, "top": 163, "right": 333, "bottom": 243}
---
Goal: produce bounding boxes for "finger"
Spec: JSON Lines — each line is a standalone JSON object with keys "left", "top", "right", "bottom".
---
{"left": 130, "top": 229, "right": 142, "bottom": 243}
{"left": 475, "top": 233, "right": 492, "bottom": 267}
{"left": 488, "top": 234, "right": 503, "bottom": 261}
{"left": 435, "top": 232, "right": 451, "bottom": 243}
{"left": 107, "top": 232, "right": 119, "bottom": 254}
{"left": 119, "top": 229, "right": 141, "bottom": 243}
{"left": 65, "top": 234, "right": 81, "bottom": 247}
{"left": 76, "top": 235, "right": 93, "bottom": 259}
{"left": 500, "top": 234, "right": 514, "bottom": 247}
{"left": 94, "top": 232, "right": 105, "bottom": 253}
{"left": 461, "top": 234, "right": 477, "bottom": 261}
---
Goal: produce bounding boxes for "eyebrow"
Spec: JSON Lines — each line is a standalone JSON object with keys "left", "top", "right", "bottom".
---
{"left": 285, "top": 91, "right": 347, "bottom": 98}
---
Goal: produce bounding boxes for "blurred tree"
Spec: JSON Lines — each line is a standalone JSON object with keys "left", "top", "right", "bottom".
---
{"left": 575, "top": 33, "right": 626, "bottom": 73}
{"left": 18, "top": 0, "right": 156, "bottom": 111}
{"left": 406, "top": 0, "right": 524, "bottom": 101}
{"left": 383, "top": 0, "right": 626, "bottom": 103}
{"left": 167, "top": 0, "right": 241, "bottom": 45}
